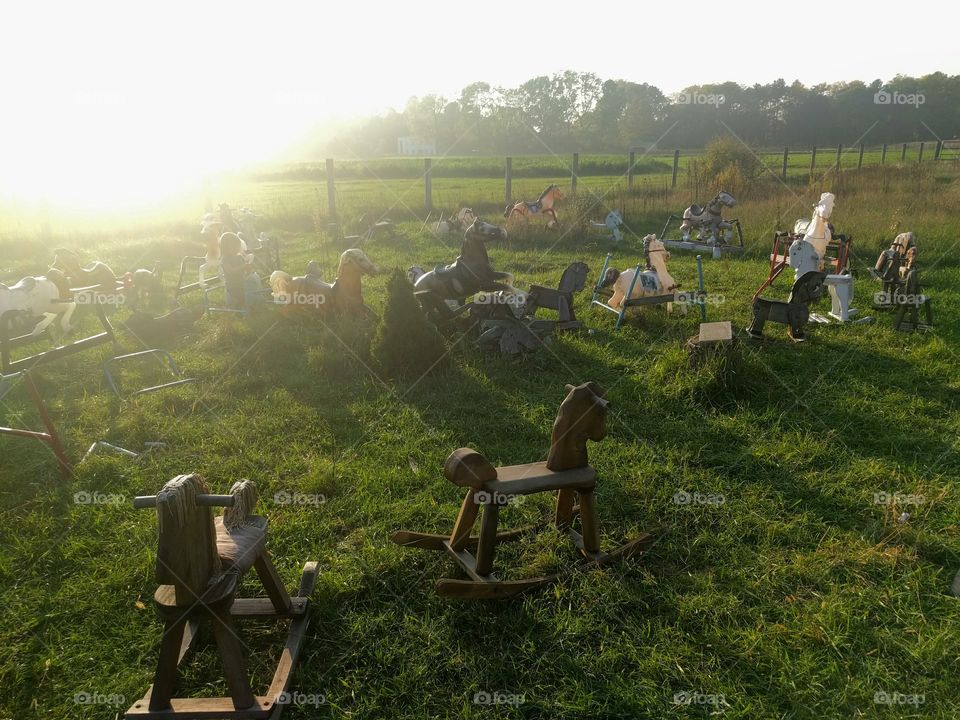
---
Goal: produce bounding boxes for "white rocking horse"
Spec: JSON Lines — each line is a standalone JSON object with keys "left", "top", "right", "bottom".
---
{"left": 0, "top": 271, "right": 75, "bottom": 338}
{"left": 600, "top": 235, "right": 678, "bottom": 311}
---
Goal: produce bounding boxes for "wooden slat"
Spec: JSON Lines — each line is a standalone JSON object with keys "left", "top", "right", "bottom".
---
{"left": 127, "top": 695, "right": 272, "bottom": 718}
{"left": 449, "top": 490, "right": 479, "bottom": 550}
{"left": 487, "top": 462, "right": 595, "bottom": 496}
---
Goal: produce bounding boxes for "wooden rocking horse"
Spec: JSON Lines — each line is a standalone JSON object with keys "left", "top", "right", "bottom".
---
{"left": 127, "top": 475, "right": 317, "bottom": 719}
{"left": 392, "top": 382, "right": 653, "bottom": 599}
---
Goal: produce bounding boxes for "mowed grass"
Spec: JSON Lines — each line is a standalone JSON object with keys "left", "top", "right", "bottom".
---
{"left": 2, "top": 165, "right": 960, "bottom": 719}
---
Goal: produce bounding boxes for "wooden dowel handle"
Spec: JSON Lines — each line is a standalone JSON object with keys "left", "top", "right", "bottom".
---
{"left": 133, "top": 494, "right": 236, "bottom": 509}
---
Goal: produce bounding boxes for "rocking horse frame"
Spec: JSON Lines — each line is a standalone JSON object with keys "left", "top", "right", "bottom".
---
{"left": 752, "top": 230, "right": 851, "bottom": 302}
{"left": 660, "top": 216, "right": 745, "bottom": 257}
{"left": 128, "top": 479, "right": 317, "bottom": 719}
{"left": 392, "top": 382, "right": 653, "bottom": 599}
{"left": 0, "top": 369, "right": 72, "bottom": 478}
{"left": 1, "top": 293, "right": 116, "bottom": 374}
{"left": 590, "top": 253, "right": 708, "bottom": 330}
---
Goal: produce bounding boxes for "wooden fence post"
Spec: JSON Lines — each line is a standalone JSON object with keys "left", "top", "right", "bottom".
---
{"left": 571, "top": 153, "right": 579, "bottom": 194}
{"left": 671, "top": 149, "right": 680, "bottom": 188}
{"left": 901, "top": 143, "right": 908, "bottom": 162}
{"left": 504, "top": 157, "right": 512, "bottom": 205}
{"left": 881, "top": 144, "right": 887, "bottom": 164}
{"left": 835, "top": 144, "right": 843, "bottom": 172}
{"left": 628, "top": 150, "right": 635, "bottom": 188}
{"left": 935, "top": 140, "right": 943, "bottom": 160}
{"left": 918, "top": 142, "right": 925, "bottom": 163}
{"left": 781, "top": 147, "right": 789, "bottom": 180}
{"left": 857, "top": 143, "right": 865, "bottom": 169}
{"left": 325, "top": 158, "right": 336, "bottom": 221}
{"left": 424, "top": 158, "right": 433, "bottom": 211}
{"left": 809, "top": 147, "right": 817, "bottom": 177}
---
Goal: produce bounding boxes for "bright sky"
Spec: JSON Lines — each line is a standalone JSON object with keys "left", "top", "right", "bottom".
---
{"left": 1, "top": 0, "right": 955, "bottom": 209}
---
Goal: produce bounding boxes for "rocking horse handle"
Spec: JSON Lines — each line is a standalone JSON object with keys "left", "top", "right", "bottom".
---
{"left": 133, "top": 494, "right": 236, "bottom": 509}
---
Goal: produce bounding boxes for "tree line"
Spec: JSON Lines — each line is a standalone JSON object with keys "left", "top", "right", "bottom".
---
{"left": 319, "top": 72, "right": 959, "bottom": 157}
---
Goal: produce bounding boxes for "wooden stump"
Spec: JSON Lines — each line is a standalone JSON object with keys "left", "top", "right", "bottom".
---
{"left": 687, "top": 321, "right": 734, "bottom": 370}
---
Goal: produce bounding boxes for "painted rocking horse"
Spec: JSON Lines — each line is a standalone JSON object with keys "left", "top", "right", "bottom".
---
{"left": 413, "top": 217, "right": 516, "bottom": 323}
{"left": 269, "top": 248, "right": 378, "bottom": 317}
{"left": 392, "top": 382, "right": 653, "bottom": 599}
{"left": 505, "top": 184, "right": 565, "bottom": 228}
{"left": 127, "top": 474, "right": 317, "bottom": 719}
{"left": 661, "top": 191, "right": 743, "bottom": 255}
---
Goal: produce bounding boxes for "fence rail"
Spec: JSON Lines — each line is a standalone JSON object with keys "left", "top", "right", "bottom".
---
{"left": 313, "top": 140, "right": 956, "bottom": 218}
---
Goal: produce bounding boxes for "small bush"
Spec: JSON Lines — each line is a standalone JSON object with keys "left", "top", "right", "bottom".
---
{"left": 373, "top": 269, "right": 449, "bottom": 378}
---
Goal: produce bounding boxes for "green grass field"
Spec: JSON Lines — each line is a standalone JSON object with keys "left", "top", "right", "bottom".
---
{"left": 2, "top": 162, "right": 960, "bottom": 718}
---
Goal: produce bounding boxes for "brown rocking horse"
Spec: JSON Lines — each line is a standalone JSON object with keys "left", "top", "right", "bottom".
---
{"left": 392, "top": 382, "right": 653, "bottom": 599}
{"left": 127, "top": 475, "right": 317, "bottom": 719}
{"left": 269, "top": 248, "right": 378, "bottom": 317}
{"left": 505, "top": 184, "right": 565, "bottom": 228}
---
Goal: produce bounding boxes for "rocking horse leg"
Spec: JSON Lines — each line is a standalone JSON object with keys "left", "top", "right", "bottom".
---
{"left": 254, "top": 552, "right": 292, "bottom": 613}
{"left": 211, "top": 606, "right": 256, "bottom": 710}
{"left": 450, "top": 489, "right": 480, "bottom": 551}
{"left": 474, "top": 500, "right": 500, "bottom": 577}
{"left": 577, "top": 490, "right": 602, "bottom": 555}
{"left": 148, "top": 615, "right": 187, "bottom": 711}
{"left": 555, "top": 489, "right": 577, "bottom": 529}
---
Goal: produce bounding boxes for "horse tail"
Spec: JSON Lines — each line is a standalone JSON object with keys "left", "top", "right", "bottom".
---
{"left": 503, "top": 204, "right": 513, "bottom": 218}
{"left": 269, "top": 270, "right": 292, "bottom": 300}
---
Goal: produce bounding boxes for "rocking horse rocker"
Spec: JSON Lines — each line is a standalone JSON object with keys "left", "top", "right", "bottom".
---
{"left": 127, "top": 475, "right": 317, "bottom": 719}
{"left": 392, "top": 382, "right": 653, "bottom": 599}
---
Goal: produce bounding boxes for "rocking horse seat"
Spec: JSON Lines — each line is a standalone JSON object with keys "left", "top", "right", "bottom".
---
{"left": 214, "top": 515, "right": 268, "bottom": 572}
{"left": 524, "top": 201, "right": 543, "bottom": 213}
{"left": 443, "top": 447, "right": 596, "bottom": 495}
{"left": 489, "top": 462, "right": 596, "bottom": 496}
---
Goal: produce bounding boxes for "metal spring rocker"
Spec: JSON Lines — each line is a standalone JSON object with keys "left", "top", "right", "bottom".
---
{"left": 103, "top": 349, "right": 196, "bottom": 400}
{"left": 591, "top": 252, "right": 707, "bottom": 330}
{"left": 127, "top": 475, "right": 317, "bottom": 719}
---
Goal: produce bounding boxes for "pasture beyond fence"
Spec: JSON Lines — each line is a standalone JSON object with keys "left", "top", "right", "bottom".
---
{"left": 313, "top": 140, "right": 960, "bottom": 220}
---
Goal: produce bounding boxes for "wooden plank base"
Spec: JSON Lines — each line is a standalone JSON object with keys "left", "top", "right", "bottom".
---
{"left": 126, "top": 562, "right": 318, "bottom": 720}
{"left": 433, "top": 532, "right": 654, "bottom": 600}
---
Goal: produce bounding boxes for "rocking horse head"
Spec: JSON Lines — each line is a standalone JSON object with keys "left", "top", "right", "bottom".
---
{"left": 154, "top": 474, "right": 221, "bottom": 603}
{"left": 540, "top": 184, "right": 564, "bottom": 203}
{"left": 464, "top": 216, "right": 508, "bottom": 244}
{"left": 710, "top": 191, "right": 737, "bottom": 211}
{"left": 546, "top": 381, "right": 609, "bottom": 471}
{"left": 338, "top": 248, "right": 379, "bottom": 277}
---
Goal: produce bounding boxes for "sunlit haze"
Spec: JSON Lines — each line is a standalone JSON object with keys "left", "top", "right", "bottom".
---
{"left": 1, "top": 0, "right": 955, "bottom": 209}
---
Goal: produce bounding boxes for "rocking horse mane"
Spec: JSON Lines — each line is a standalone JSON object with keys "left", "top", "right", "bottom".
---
{"left": 546, "top": 381, "right": 609, "bottom": 471}
{"left": 538, "top": 184, "right": 557, "bottom": 202}
{"left": 223, "top": 479, "right": 258, "bottom": 530}
{"left": 156, "top": 473, "right": 210, "bottom": 534}
{"left": 154, "top": 473, "right": 221, "bottom": 593}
